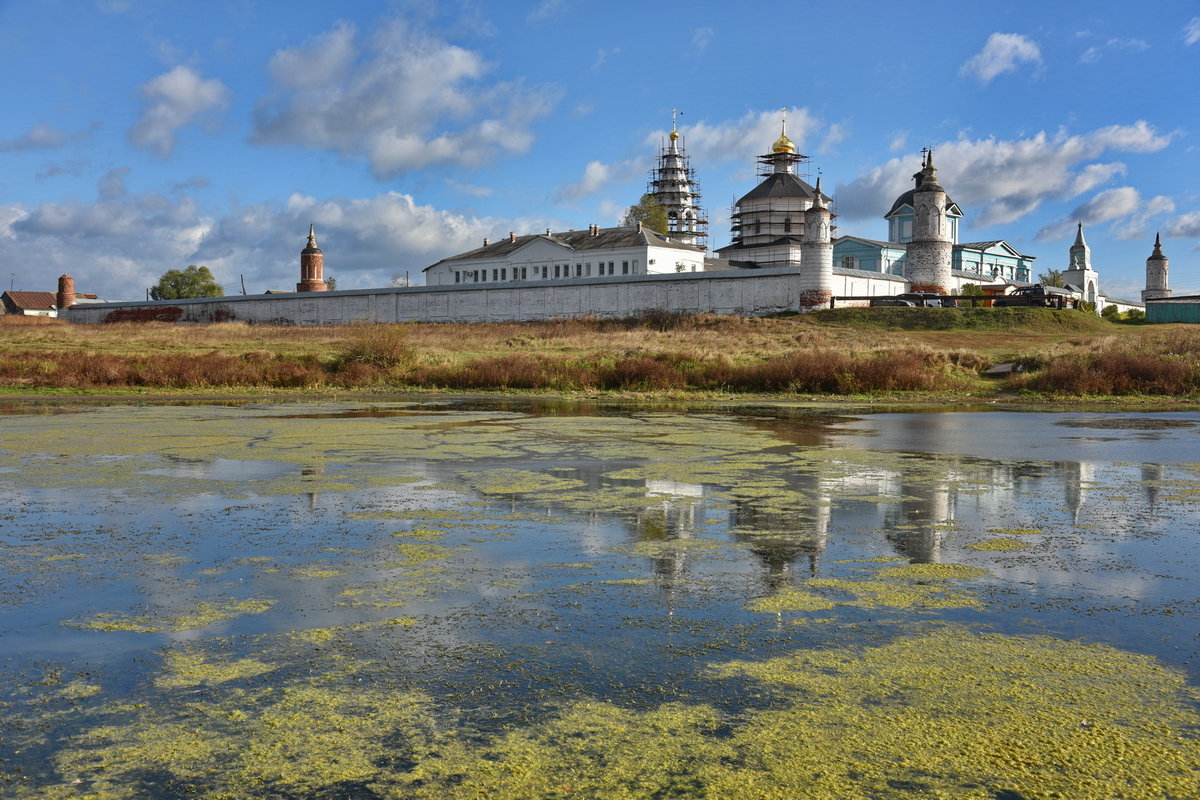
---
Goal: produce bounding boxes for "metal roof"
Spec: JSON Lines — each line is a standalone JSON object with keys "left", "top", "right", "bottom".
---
{"left": 424, "top": 226, "right": 702, "bottom": 271}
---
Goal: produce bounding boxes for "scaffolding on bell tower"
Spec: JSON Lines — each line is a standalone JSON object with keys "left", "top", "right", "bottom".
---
{"left": 646, "top": 110, "right": 708, "bottom": 247}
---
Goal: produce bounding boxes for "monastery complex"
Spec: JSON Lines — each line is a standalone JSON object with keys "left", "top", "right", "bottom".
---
{"left": 49, "top": 114, "right": 1189, "bottom": 325}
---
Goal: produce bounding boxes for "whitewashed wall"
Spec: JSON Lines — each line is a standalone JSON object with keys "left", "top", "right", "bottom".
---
{"left": 64, "top": 268, "right": 814, "bottom": 325}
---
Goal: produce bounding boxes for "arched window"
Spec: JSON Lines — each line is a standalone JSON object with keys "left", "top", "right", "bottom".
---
{"left": 784, "top": 218, "right": 792, "bottom": 233}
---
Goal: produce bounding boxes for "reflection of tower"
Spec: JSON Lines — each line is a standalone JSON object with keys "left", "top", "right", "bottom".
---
{"left": 886, "top": 475, "right": 953, "bottom": 563}
{"left": 732, "top": 477, "right": 831, "bottom": 591}
{"left": 648, "top": 111, "right": 707, "bottom": 246}
{"left": 1063, "top": 461, "right": 1094, "bottom": 523}
{"left": 1140, "top": 463, "right": 1164, "bottom": 513}
{"left": 635, "top": 480, "right": 704, "bottom": 583}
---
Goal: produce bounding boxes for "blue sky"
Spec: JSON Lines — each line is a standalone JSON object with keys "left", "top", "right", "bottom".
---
{"left": 1, "top": 0, "right": 1197, "bottom": 301}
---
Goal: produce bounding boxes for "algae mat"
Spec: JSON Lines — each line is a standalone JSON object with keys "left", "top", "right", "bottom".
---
{"left": 1, "top": 400, "right": 1199, "bottom": 798}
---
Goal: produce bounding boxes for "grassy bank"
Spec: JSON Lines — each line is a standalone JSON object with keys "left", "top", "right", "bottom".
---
{"left": 1, "top": 310, "right": 1196, "bottom": 399}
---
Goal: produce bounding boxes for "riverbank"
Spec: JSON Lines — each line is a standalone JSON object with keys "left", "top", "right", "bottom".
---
{"left": 2, "top": 310, "right": 1197, "bottom": 400}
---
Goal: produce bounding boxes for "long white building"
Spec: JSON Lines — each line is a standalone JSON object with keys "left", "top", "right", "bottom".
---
{"left": 422, "top": 225, "right": 708, "bottom": 286}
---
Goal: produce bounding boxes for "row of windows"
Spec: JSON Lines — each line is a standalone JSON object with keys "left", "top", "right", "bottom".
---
{"left": 454, "top": 260, "right": 638, "bottom": 284}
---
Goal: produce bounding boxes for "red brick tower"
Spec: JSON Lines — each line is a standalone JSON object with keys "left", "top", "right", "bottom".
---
{"left": 56, "top": 274, "right": 76, "bottom": 310}
{"left": 297, "top": 224, "right": 328, "bottom": 292}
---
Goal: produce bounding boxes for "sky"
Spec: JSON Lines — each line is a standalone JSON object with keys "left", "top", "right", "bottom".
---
{"left": 1, "top": 0, "right": 1198, "bottom": 302}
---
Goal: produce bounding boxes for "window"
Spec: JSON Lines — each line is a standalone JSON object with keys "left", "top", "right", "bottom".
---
{"left": 632, "top": 259, "right": 639, "bottom": 272}
{"left": 454, "top": 272, "right": 460, "bottom": 283}
{"left": 492, "top": 269, "right": 499, "bottom": 281}
{"left": 576, "top": 263, "right": 582, "bottom": 277}
{"left": 622, "top": 261, "right": 629, "bottom": 274}
{"left": 500, "top": 268, "right": 506, "bottom": 281}
{"left": 585, "top": 263, "right": 591, "bottom": 276}
{"left": 841, "top": 256, "right": 855, "bottom": 269}
{"left": 554, "top": 264, "right": 560, "bottom": 278}
{"left": 784, "top": 218, "right": 791, "bottom": 233}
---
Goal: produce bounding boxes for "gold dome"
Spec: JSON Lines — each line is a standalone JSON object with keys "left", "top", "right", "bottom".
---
{"left": 771, "top": 118, "right": 795, "bottom": 154}
{"left": 669, "top": 128, "right": 679, "bottom": 141}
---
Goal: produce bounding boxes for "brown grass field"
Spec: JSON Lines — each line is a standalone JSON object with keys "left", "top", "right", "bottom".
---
{"left": 1, "top": 309, "right": 1198, "bottom": 399}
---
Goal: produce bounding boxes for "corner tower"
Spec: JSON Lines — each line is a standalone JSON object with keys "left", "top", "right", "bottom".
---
{"left": 799, "top": 176, "right": 833, "bottom": 308}
{"left": 297, "top": 224, "right": 328, "bottom": 293}
{"left": 904, "top": 150, "right": 953, "bottom": 294}
{"left": 648, "top": 111, "right": 707, "bottom": 246}
{"left": 1142, "top": 232, "right": 1170, "bottom": 301}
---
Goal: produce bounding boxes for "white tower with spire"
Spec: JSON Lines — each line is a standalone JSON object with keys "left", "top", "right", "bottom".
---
{"left": 1063, "top": 222, "right": 1099, "bottom": 307}
{"left": 648, "top": 110, "right": 707, "bottom": 246}
{"left": 1142, "top": 233, "right": 1170, "bottom": 301}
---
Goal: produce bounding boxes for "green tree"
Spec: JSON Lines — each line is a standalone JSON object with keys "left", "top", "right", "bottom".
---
{"left": 150, "top": 265, "right": 224, "bottom": 300}
{"left": 621, "top": 193, "right": 670, "bottom": 234}
{"left": 1037, "top": 269, "right": 1065, "bottom": 288}
{"left": 959, "top": 283, "right": 984, "bottom": 296}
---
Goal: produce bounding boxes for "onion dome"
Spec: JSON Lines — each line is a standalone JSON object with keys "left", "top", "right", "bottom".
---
{"left": 772, "top": 118, "right": 795, "bottom": 154}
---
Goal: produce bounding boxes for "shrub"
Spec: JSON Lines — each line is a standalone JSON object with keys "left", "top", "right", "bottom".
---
{"left": 336, "top": 324, "right": 413, "bottom": 369}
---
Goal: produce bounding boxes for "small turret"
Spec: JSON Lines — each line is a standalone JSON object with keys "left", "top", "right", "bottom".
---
{"left": 56, "top": 274, "right": 76, "bottom": 311}
{"left": 1142, "top": 232, "right": 1171, "bottom": 301}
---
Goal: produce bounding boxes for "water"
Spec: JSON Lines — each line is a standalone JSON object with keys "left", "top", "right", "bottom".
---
{"left": 1, "top": 400, "right": 1198, "bottom": 798}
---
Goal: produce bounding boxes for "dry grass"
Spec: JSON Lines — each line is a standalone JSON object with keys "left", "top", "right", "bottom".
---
{"left": 1, "top": 313, "right": 1198, "bottom": 397}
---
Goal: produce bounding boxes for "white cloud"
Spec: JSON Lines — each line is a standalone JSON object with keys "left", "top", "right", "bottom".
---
{"left": 1079, "top": 38, "right": 1149, "bottom": 63}
{"left": 835, "top": 122, "right": 1173, "bottom": 226}
{"left": 0, "top": 122, "right": 66, "bottom": 152}
{"left": 528, "top": 0, "right": 568, "bottom": 22}
{"left": 960, "top": 33, "right": 1042, "bottom": 84}
{"left": 556, "top": 157, "right": 647, "bottom": 202}
{"left": 0, "top": 170, "right": 551, "bottom": 298}
{"left": 1165, "top": 211, "right": 1200, "bottom": 238}
{"left": 252, "top": 19, "right": 559, "bottom": 178}
{"left": 691, "top": 27, "right": 714, "bottom": 54}
{"left": 1035, "top": 188, "right": 1175, "bottom": 242}
{"left": 1185, "top": 17, "right": 1200, "bottom": 45}
{"left": 888, "top": 131, "right": 909, "bottom": 153}
{"left": 129, "top": 66, "right": 230, "bottom": 156}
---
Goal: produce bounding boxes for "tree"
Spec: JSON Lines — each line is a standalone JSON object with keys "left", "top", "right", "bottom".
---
{"left": 150, "top": 265, "right": 224, "bottom": 300}
{"left": 621, "top": 193, "right": 669, "bottom": 234}
{"left": 1037, "top": 269, "right": 1065, "bottom": 288}
{"left": 959, "top": 283, "right": 984, "bottom": 296}
{"left": 325, "top": 276, "right": 337, "bottom": 291}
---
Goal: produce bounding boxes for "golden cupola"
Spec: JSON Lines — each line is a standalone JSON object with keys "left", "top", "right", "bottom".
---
{"left": 772, "top": 118, "right": 795, "bottom": 154}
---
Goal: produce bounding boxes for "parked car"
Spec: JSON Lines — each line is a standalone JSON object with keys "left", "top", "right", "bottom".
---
{"left": 897, "top": 292, "right": 956, "bottom": 308}
{"left": 869, "top": 296, "right": 918, "bottom": 307}
{"left": 993, "top": 285, "right": 1073, "bottom": 308}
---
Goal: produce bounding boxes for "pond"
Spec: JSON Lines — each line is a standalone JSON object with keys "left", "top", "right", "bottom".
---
{"left": 1, "top": 399, "right": 1198, "bottom": 798}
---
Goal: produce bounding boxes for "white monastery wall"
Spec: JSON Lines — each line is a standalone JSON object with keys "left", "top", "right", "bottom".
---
{"left": 65, "top": 268, "right": 811, "bottom": 326}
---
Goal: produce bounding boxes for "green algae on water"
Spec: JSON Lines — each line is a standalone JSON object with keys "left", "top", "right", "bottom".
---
{"left": 967, "top": 537, "right": 1031, "bottom": 551}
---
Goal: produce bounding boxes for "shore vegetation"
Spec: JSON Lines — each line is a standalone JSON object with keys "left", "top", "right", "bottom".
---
{"left": 1, "top": 309, "right": 1196, "bottom": 399}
